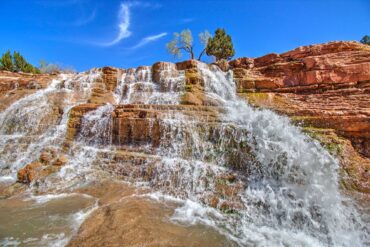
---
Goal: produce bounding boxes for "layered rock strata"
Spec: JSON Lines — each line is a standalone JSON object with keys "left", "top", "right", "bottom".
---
{"left": 230, "top": 41, "right": 370, "bottom": 193}
{"left": 0, "top": 70, "right": 56, "bottom": 111}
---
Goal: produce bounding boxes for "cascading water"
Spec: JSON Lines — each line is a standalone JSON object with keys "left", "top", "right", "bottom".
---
{"left": 0, "top": 62, "right": 367, "bottom": 247}
{"left": 0, "top": 70, "right": 101, "bottom": 246}
{"left": 133, "top": 63, "right": 367, "bottom": 247}
{"left": 117, "top": 64, "right": 185, "bottom": 104}
{"left": 0, "top": 70, "right": 101, "bottom": 181}
{"left": 192, "top": 64, "right": 367, "bottom": 246}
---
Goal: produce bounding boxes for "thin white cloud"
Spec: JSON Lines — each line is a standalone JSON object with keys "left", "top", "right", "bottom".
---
{"left": 95, "top": 1, "right": 162, "bottom": 47}
{"left": 131, "top": 32, "right": 167, "bottom": 49}
{"left": 99, "top": 3, "right": 132, "bottom": 46}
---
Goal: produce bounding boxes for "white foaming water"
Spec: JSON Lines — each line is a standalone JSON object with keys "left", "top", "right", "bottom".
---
{"left": 172, "top": 199, "right": 225, "bottom": 226}
{"left": 25, "top": 192, "right": 95, "bottom": 204}
{"left": 189, "top": 63, "right": 367, "bottom": 247}
{"left": 78, "top": 104, "right": 115, "bottom": 146}
{"left": 0, "top": 70, "right": 101, "bottom": 180}
{"left": 117, "top": 64, "right": 185, "bottom": 105}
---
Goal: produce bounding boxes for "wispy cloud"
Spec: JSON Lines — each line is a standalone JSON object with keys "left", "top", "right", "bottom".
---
{"left": 97, "top": 1, "right": 162, "bottom": 47}
{"left": 99, "top": 3, "right": 131, "bottom": 46}
{"left": 131, "top": 32, "right": 167, "bottom": 49}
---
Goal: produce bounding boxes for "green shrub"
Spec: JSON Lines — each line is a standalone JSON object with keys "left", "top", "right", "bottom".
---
{"left": 0, "top": 50, "right": 14, "bottom": 71}
{"left": 13, "top": 51, "right": 28, "bottom": 72}
{"left": 206, "top": 28, "right": 235, "bottom": 61}
{"left": 360, "top": 35, "right": 370, "bottom": 45}
{"left": 0, "top": 50, "right": 40, "bottom": 73}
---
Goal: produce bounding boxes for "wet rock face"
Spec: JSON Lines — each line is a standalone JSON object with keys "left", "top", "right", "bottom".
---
{"left": 66, "top": 104, "right": 161, "bottom": 148}
{"left": 152, "top": 62, "right": 178, "bottom": 83}
{"left": 242, "top": 91, "right": 370, "bottom": 192}
{"left": 0, "top": 70, "right": 56, "bottom": 111}
{"left": 67, "top": 104, "right": 223, "bottom": 148}
{"left": 17, "top": 161, "right": 43, "bottom": 183}
{"left": 233, "top": 41, "right": 370, "bottom": 160}
{"left": 89, "top": 66, "right": 124, "bottom": 104}
{"left": 112, "top": 105, "right": 161, "bottom": 147}
{"left": 17, "top": 147, "right": 68, "bottom": 184}
{"left": 65, "top": 103, "right": 100, "bottom": 147}
{"left": 0, "top": 71, "right": 55, "bottom": 95}
{"left": 231, "top": 41, "right": 370, "bottom": 195}
{"left": 101, "top": 66, "right": 122, "bottom": 91}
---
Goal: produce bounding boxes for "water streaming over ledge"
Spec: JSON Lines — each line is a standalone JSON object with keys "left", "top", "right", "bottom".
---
{"left": 0, "top": 63, "right": 368, "bottom": 246}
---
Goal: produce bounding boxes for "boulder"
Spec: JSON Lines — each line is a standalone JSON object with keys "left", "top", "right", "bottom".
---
{"left": 17, "top": 161, "right": 43, "bottom": 183}
{"left": 53, "top": 155, "right": 68, "bottom": 166}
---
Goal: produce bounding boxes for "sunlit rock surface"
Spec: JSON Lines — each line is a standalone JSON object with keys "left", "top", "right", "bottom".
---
{"left": 231, "top": 41, "right": 370, "bottom": 91}
{"left": 0, "top": 70, "right": 56, "bottom": 111}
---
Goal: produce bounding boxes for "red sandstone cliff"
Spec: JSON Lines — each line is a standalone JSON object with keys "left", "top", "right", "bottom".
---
{"left": 230, "top": 41, "right": 370, "bottom": 92}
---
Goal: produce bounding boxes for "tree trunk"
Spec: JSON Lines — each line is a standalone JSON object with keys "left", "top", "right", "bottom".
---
{"left": 198, "top": 49, "right": 206, "bottom": 61}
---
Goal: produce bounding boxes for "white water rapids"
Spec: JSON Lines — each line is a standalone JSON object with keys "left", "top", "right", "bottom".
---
{"left": 0, "top": 63, "right": 368, "bottom": 246}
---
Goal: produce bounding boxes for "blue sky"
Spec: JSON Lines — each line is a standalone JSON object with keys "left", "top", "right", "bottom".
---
{"left": 0, "top": 0, "right": 369, "bottom": 71}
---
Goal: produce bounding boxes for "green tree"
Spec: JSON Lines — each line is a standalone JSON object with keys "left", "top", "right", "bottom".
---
{"left": 166, "top": 29, "right": 195, "bottom": 59}
{"left": 33, "top": 66, "right": 41, "bottom": 74}
{"left": 13, "top": 51, "right": 40, "bottom": 73}
{"left": 0, "top": 50, "right": 14, "bottom": 71}
{"left": 360, "top": 35, "right": 370, "bottom": 45}
{"left": 13, "top": 51, "right": 28, "bottom": 72}
{"left": 206, "top": 28, "right": 235, "bottom": 61}
{"left": 23, "top": 63, "right": 40, "bottom": 74}
{"left": 166, "top": 29, "right": 212, "bottom": 61}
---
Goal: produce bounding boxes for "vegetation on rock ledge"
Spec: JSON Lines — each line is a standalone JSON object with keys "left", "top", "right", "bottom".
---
{"left": 0, "top": 50, "right": 40, "bottom": 73}
{"left": 206, "top": 28, "right": 235, "bottom": 61}
{"left": 166, "top": 28, "right": 235, "bottom": 61}
{"left": 0, "top": 50, "right": 76, "bottom": 74}
{"left": 166, "top": 29, "right": 211, "bottom": 60}
{"left": 360, "top": 35, "right": 370, "bottom": 45}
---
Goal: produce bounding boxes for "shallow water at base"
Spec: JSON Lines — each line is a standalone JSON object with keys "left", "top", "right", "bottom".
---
{"left": 0, "top": 192, "right": 96, "bottom": 246}
{"left": 0, "top": 180, "right": 237, "bottom": 247}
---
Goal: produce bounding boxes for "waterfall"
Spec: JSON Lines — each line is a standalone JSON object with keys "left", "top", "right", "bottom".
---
{"left": 193, "top": 63, "right": 367, "bottom": 246}
{"left": 117, "top": 64, "right": 185, "bottom": 105}
{"left": 0, "top": 70, "right": 101, "bottom": 180}
{"left": 0, "top": 63, "right": 367, "bottom": 247}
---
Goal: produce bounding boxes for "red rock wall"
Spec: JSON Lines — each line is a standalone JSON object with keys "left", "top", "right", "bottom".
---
{"left": 231, "top": 41, "right": 370, "bottom": 158}
{"left": 230, "top": 41, "right": 370, "bottom": 92}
